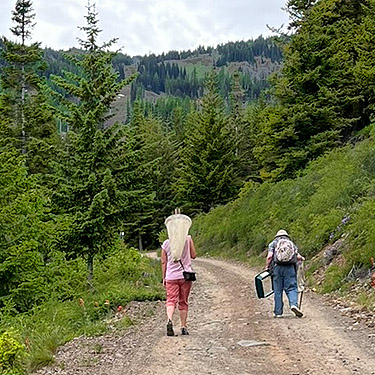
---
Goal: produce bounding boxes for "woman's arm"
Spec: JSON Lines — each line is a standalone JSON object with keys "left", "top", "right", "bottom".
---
{"left": 161, "top": 249, "right": 167, "bottom": 287}
{"left": 190, "top": 237, "right": 197, "bottom": 259}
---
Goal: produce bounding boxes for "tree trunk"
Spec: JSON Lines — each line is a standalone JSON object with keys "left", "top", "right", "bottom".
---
{"left": 138, "top": 234, "right": 143, "bottom": 251}
{"left": 21, "top": 65, "right": 26, "bottom": 154}
{"left": 87, "top": 255, "right": 94, "bottom": 285}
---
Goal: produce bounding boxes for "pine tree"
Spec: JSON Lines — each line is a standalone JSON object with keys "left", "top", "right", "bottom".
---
{"left": 228, "top": 73, "right": 264, "bottom": 181}
{"left": 0, "top": 0, "right": 57, "bottom": 173}
{"left": 0, "top": 142, "right": 52, "bottom": 311}
{"left": 124, "top": 101, "right": 158, "bottom": 250}
{"left": 1, "top": 0, "right": 38, "bottom": 151}
{"left": 285, "top": 0, "right": 317, "bottom": 30}
{"left": 256, "top": 0, "right": 375, "bottom": 181}
{"left": 175, "top": 71, "right": 241, "bottom": 214}
{"left": 47, "top": 3, "right": 137, "bottom": 281}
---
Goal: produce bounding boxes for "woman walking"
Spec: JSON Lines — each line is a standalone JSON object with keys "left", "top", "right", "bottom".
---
{"left": 161, "top": 229, "right": 196, "bottom": 336}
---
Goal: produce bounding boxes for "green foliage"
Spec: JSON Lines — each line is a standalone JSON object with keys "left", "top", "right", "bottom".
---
{"left": 0, "top": 330, "right": 27, "bottom": 375}
{"left": 193, "top": 138, "right": 375, "bottom": 277}
{"left": 175, "top": 71, "right": 241, "bottom": 214}
{"left": 0, "top": 246, "right": 163, "bottom": 373}
{"left": 0, "top": 0, "right": 57, "bottom": 173}
{"left": 256, "top": 0, "right": 375, "bottom": 181}
{"left": 123, "top": 101, "right": 178, "bottom": 249}
{"left": 45, "top": 4, "right": 139, "bottom": 279}
{"left": 0, "top": 145, "right": 55, "bottom": 312}
{"left": 320, "top": 264, "right": 348, "bottom": 293}
{"left": 158, "top": 229, "right": 168, "bottom": 245}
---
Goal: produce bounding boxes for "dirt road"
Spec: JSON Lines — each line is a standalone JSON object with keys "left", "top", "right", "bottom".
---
{"left": 37, "top": 257, "right": 375, "bottom": 375}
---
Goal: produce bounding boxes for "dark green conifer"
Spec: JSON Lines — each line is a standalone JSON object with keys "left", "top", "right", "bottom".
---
{"left": 0, "top": 0, "right": 57, "bottom": 172}
{"left": 175, "top": 71, "right": 240, "bottom": 214}
{"left": 256, "top": 0, "right": 375, "bottom": 181}
{"left": 47, "top": 3, "right": 137, "bottom": 281}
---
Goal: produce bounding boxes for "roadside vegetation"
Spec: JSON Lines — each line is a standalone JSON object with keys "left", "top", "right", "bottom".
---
{"left": 0, "top": 247, "right": 163, "bottom": 374}
{"left": 193, "top": 136, "right": 375, "bottom": 306}
{"left": 1, "top": 0, "right": 375, "bottom": 373}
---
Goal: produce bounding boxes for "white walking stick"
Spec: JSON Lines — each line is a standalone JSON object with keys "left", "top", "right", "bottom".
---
{"left": 297, "top": 261, "right": 306, "bottom": 309}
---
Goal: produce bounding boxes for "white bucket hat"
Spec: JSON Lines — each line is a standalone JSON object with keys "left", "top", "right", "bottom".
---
{"left": 275, "top": 229, "right": 289, "bottom": 238}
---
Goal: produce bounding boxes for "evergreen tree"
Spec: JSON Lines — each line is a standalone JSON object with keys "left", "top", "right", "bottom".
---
{"left": 0, "top": 142, "right": 52, "bottom": 311}
{"left": 256, "top": 0, "right": 375, "bottom": 181}
{"left": 175, "top": 71, "right": 240, "bottom": 214}
{"left": 125, "top": 101, "right": 158, "bottom": 250}
{"left": 47, "top": 3, "right": 137, "bottom": 281}
{"left": 285, "top": 0, "right": 317, "bottom": 30}
{"left": 125, "top": 102, "right": 181, "bottom": 247}
{"left": 228, "top": 72, "right": 262, "bottom": 181}
{"left": 0, "top": 0, "right": 57, "bottom": 173}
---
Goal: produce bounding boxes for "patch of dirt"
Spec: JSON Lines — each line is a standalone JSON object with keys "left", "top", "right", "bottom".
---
{"left": 35, "top": 257, "right": 375, "bottom": 375}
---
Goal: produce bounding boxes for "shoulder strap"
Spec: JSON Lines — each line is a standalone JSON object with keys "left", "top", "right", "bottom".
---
{"left": 179, "top": 259, "right": 185, "bottom": 271}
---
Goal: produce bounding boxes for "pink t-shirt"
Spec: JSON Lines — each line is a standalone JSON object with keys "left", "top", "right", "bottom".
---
{"left": 162, "top": 235, "right": 193, "bottom": 281}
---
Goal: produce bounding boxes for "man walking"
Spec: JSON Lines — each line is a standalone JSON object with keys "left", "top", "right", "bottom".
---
{"left": 266, "top": 229, "right": 304, "bottom": 318}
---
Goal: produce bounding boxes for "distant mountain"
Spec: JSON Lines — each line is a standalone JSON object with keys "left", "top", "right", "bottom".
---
{"left": 1, "top": 36, "right": 283, "bottom": 125}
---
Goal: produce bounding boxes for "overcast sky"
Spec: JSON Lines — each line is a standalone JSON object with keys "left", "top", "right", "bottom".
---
{"left": 0, "top": 0, "right": 289, "bottom": 56}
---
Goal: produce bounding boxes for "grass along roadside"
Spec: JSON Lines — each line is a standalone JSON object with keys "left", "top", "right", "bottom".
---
{"left": 0, "top": 248, "right": 164, "bottom": 374}
{"left": 192, "top": 137, "right": 375, "bottom": 315}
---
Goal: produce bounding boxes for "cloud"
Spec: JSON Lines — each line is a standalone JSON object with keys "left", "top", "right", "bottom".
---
{"left": 0, "top": 0, "right": 289, "bottom": 56}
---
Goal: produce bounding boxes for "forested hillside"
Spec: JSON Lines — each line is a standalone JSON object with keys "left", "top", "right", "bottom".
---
{"left": 38, "top": 36, "right": 282, "bottom": 126}
{"left": 1, "top": 0, "right": 375, "bottom": 373}
{"left": 192, "top": 0, "right": 375, "bottom": 305}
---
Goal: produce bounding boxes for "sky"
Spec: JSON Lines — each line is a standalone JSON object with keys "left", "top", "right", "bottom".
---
{"left": 0, "top": 0, "right": 290, "bottom": 57}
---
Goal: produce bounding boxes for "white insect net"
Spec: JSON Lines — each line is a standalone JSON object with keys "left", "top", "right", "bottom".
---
{"left": 165, "top": 214, "right": 192, "bottom": 262}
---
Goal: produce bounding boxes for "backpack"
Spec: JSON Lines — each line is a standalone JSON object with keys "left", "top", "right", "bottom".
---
{"left": 274, "top": 238, "right": 297, "bottom": 265}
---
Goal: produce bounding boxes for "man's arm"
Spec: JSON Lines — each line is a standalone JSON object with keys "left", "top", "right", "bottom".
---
{"left": 294, "top": 243, "right": 305, "bottom": 261}
{"left": 266, "top": 240, "right": 275, "bottom": 269}
{"left": 266, "top": 252, "right": 273, "bottom": 269}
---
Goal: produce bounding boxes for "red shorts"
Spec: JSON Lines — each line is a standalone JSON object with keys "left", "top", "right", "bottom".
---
{"left": 166, "top": 279, "right": 192, "bottom": 311}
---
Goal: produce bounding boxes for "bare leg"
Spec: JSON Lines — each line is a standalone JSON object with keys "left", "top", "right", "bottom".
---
{"left": 179, "top": 309, "right": 188, "bottom": 328}
{"left": 167, "top": 305, "right": 175, "bottom": 321}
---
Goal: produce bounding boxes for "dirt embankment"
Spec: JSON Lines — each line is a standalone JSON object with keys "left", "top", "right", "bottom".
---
{"left": 36, "top": 257, "right": 375, "bottom": 375}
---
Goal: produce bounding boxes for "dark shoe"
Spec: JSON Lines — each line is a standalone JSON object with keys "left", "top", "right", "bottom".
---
{"left": 167, "top": 319, "right": 174, "bottom": 336}
{"left": 291, "top": 305, "right": 303, "bottom": 318}
{"left": 181, "top": 327, "right": 189, "bottom": 335}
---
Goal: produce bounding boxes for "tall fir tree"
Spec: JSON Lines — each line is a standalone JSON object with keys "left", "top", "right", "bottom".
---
{"left": 255, "top": 0, "right": 375, "bottom": 181}
{"left": 0, "top": 0, "right": 57, "bottom": 173}
{"left": 124, "top": 100, "right": 180, "bottom": 248}
{"left": 124, "top": 101, "right": 158, "bottom": 250}
{"left": 47, "top": 3, "right": 137, "bottom": 281}
{"left": 175, "top": 71, "right": 241, "bottom": 214}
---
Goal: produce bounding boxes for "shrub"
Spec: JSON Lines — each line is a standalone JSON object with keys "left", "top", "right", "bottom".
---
{"left": 0, "top": 330, "right": 27, "bottom": 375}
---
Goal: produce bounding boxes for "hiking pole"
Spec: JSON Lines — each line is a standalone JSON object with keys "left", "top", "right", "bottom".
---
{"left": 299, "top": 290, "right": 304, "bottom": 309}
{"left": 297, "top": 260, "right": 305, "bottom": 310}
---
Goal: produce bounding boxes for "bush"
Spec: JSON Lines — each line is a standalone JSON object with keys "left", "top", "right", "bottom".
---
{"left": 0, "top": 330, "right": 27, "bottom": 375}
